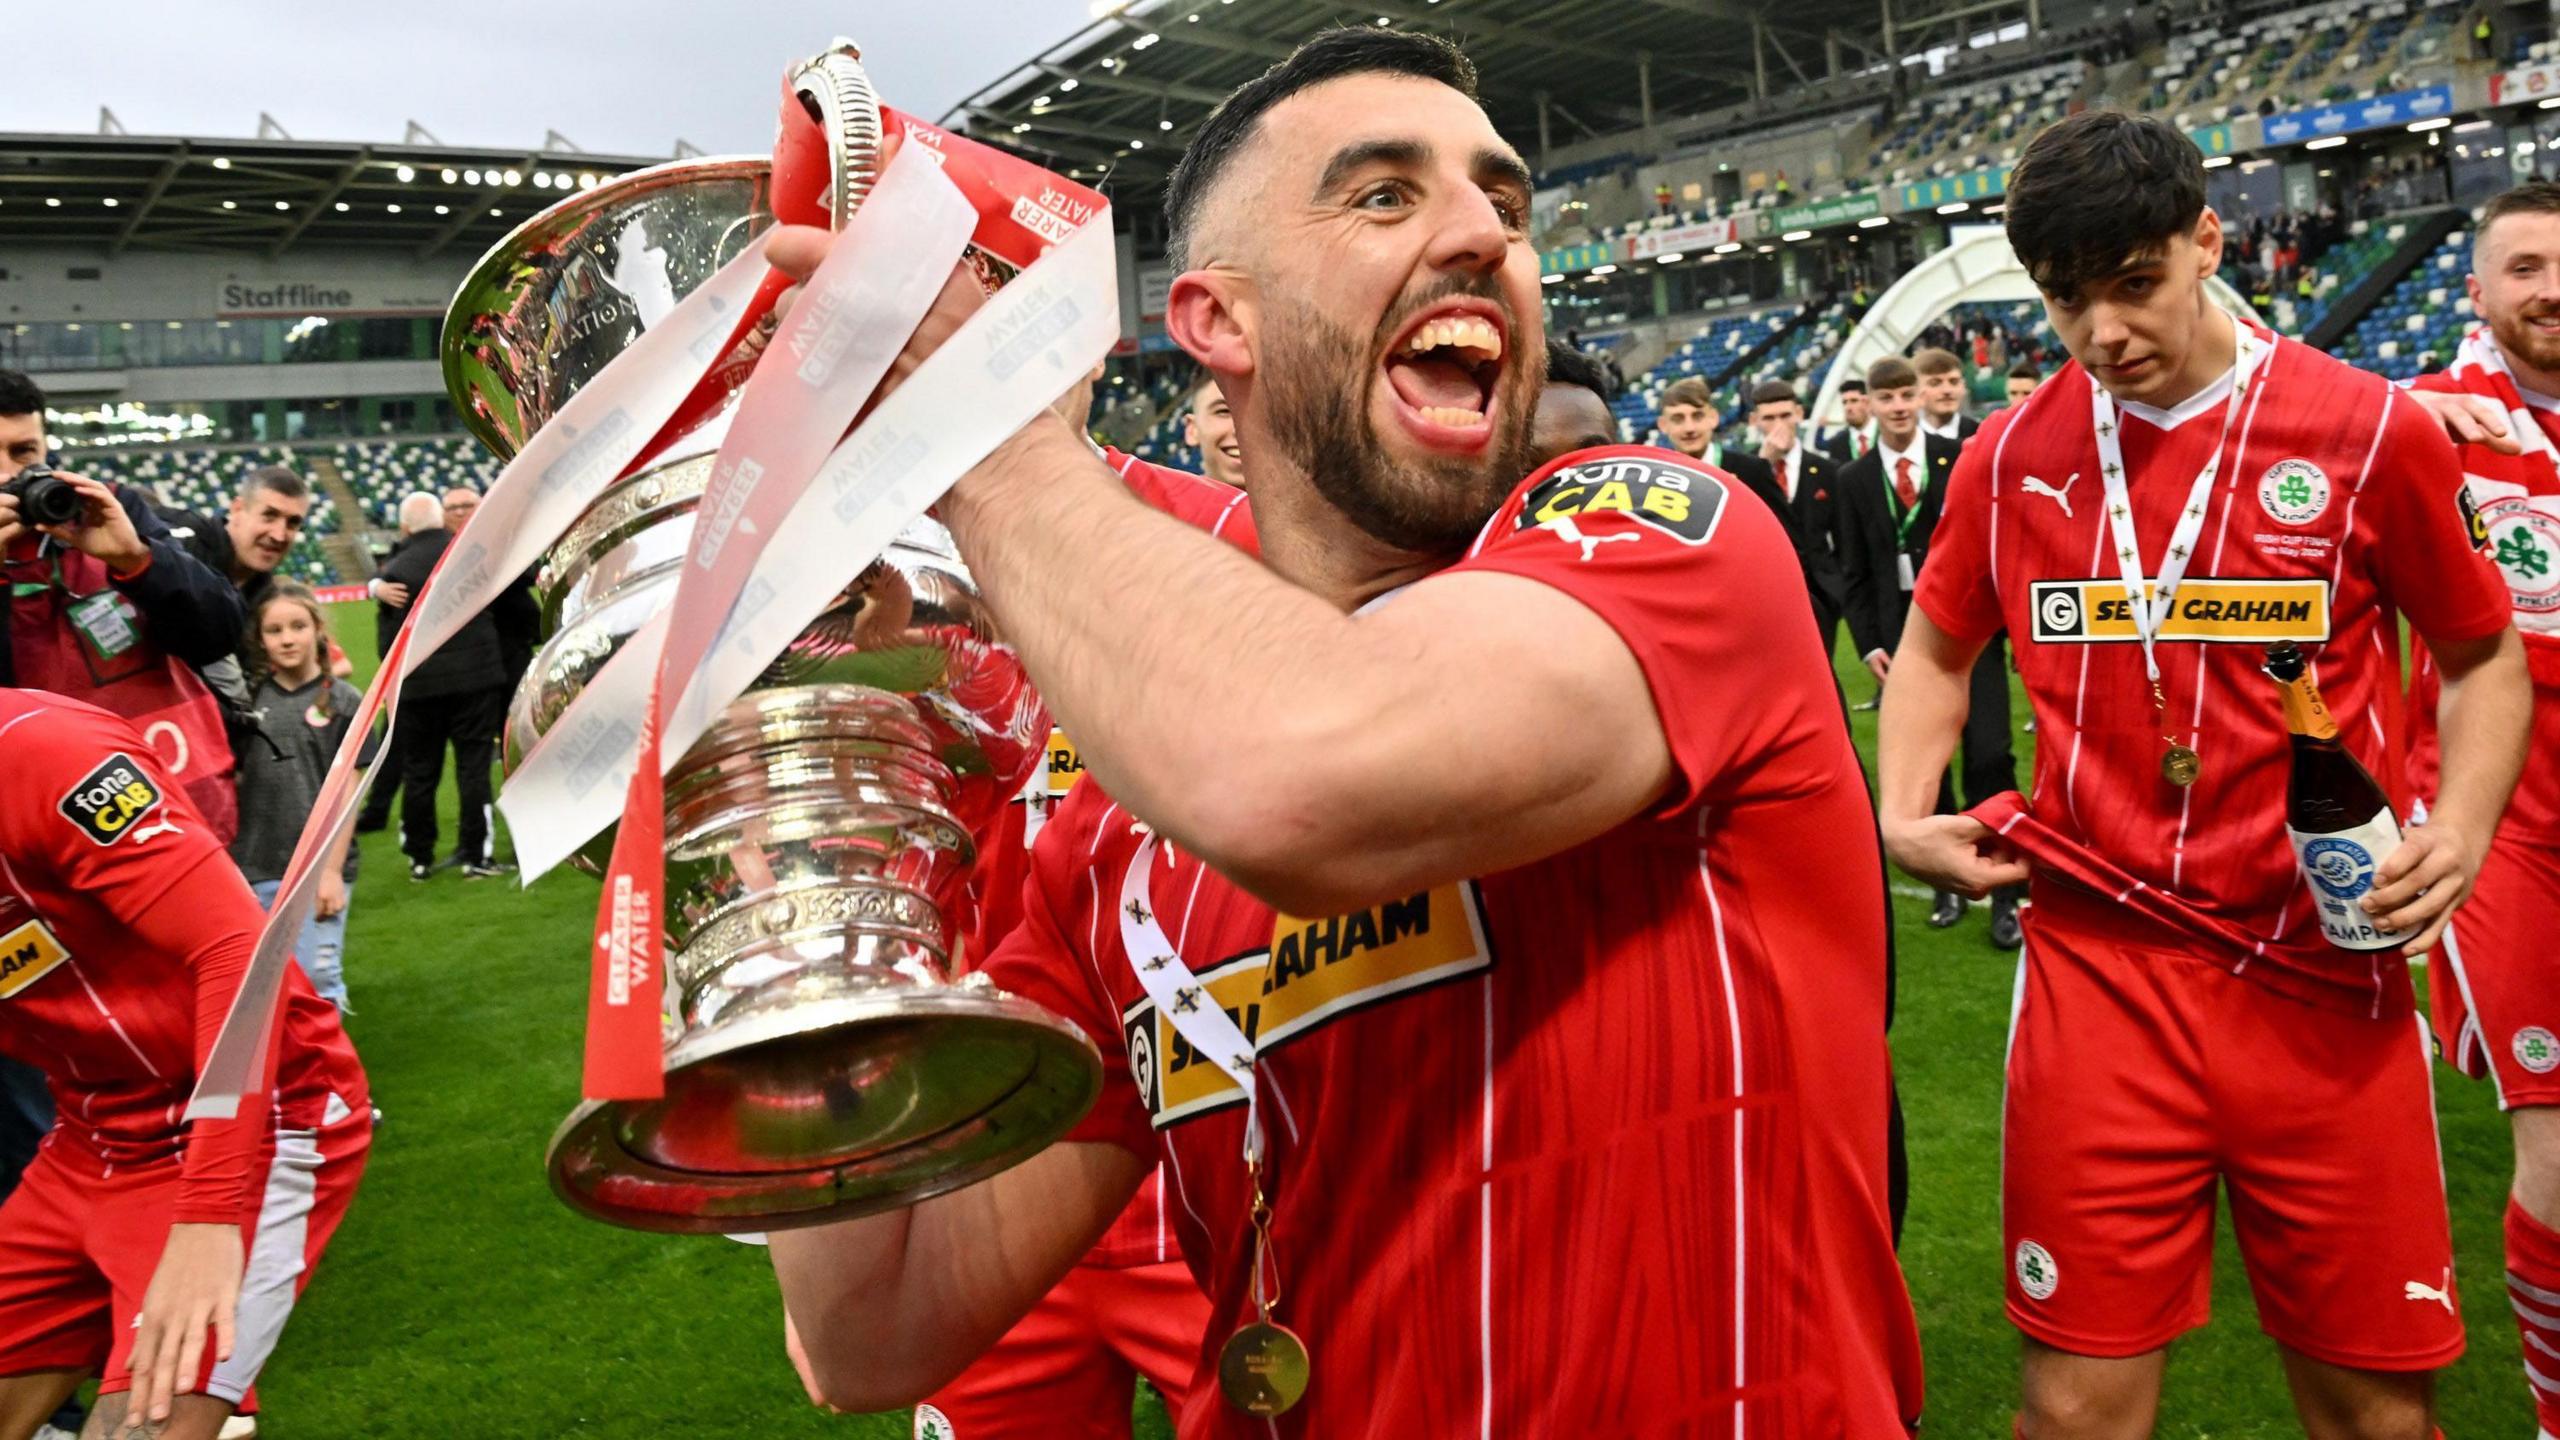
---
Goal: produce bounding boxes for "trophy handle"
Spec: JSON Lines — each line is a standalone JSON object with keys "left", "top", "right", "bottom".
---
{"left": 792, "top": 40, "right": 885, "bottom": 231}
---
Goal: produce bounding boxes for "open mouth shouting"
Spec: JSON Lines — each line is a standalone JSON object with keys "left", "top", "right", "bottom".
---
{"left": 1381, "top": 301, "right": 1508, "bottom": 453}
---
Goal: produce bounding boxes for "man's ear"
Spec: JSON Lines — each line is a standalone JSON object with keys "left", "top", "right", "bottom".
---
{"left": 2193, "top": 205, "right": 2225, "bottom": 281}
{"left": 1166, "top": 270, "right": 1253, "bottom": 385}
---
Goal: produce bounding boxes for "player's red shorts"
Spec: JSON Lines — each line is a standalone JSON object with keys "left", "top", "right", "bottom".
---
{"left": 913, "top": 1258, "right": 1208, "bottom": 1440}
{"left": 0, "top": 1109, "right": 370, "bottom": 1408}
{"left": 2431, "top": 830, "right": 2560, "bottom": 1109}
{"left": 2003, "top": 896, "right": 2461, "bottom": 1370}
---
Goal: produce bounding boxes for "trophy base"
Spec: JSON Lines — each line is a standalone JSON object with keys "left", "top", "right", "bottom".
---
{"left": 544, "top": 981, "right": 1101, "bottom": 1233}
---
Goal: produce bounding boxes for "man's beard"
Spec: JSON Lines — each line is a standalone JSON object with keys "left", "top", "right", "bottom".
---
{"left": 1259, "top": 289, "right": 1535, "bottom": 556}
{"left": 2491, "top": 303, "right": 2560, "bottom": 375}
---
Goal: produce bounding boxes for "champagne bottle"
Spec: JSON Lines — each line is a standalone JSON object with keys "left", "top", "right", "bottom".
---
{"left": 2263, "top": 641, "right": 2404, "bottom": 951}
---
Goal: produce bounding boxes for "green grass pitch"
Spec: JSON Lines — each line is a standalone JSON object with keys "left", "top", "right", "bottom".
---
{"left": 247, "top": 602, "right": 2525, "bottom": 1434}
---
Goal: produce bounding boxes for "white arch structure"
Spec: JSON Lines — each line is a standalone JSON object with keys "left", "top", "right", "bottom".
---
{"left": 1809, "top": 226, "right": 2259, "bottom": 426}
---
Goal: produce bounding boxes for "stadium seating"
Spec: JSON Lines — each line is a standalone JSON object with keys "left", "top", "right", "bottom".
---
{"left": 62, "top": 444, "right": 343, "bottom": 586}
{"left": 331, "top": 436, "right": 502, "bottom": 529}
{"left": 1865, "top": 62, "right": 2083, "bottom": 185}
{"left": 1612, "top": 302, "right": 1806, "bottom": 444}
{"left": 2326, "top": 227, "right": 2473, "bottom": 381}
{"left": 2282, "top": 220, "right": 2403, "bottom": 336}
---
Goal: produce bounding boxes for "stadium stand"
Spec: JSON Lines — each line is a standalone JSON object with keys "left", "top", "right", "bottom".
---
{"left": 2328, "top": 226, "right": 2474, "bottom": 381}
{"left": 331, "top": 436, "right": 502, "bottom": 529}
{"left": 1865, "top": 62, "right": 2084, "bottom": 184}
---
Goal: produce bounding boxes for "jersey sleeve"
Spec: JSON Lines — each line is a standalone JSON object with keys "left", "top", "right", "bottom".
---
{"left": 1449, "top": 446, "right": 1846, "bottom": 815}
{"left": 0, "top": 702, "right": 233, "bottom": 918}
{"left": 0, "top": 703, "right": 272, "bottom": 1221}
{"left": 979, "top": 792, "right": 1154, "bottom": 1162}
{"left": 2369, "top": 388, "right": 2513, "bottom": 644}
{"left": 1912, "top": 410, "right": 2014, "bottom": 644}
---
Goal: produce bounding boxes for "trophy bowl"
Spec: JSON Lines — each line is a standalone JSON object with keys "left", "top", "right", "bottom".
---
{"left": 450, "top": 46, "right": 1102, "bottom": 1233}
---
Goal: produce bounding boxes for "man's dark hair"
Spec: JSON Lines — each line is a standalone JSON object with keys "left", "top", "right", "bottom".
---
{"left": 1867, "top": 355, "right": 1919, "bottom": 390}
{"left": 1748, "top": 379, "right": 1800, "bottom": 410}
{"left": 0, "top": 369, "right": 45, "bottom": 420}
{"left": 1163, "top": 27, "right": 1479, "bottom": 271}
{"left": 2007, "top": 361, "right": 2041, "bottom": 382}
{"left": 2475, "top": 180, "right": 2560, "bottom": 267}
{"left": 2005, "top": 111, "right": 2208, "bottom": 304}
{"left": 238, "top": 464, "right": 309, "bottom": 506}
{"left": 1838, "top": 378, "right": 1868, "bottom": 395}
{"left": 1543, "top": 338, "right": 1616, "bottom": 404}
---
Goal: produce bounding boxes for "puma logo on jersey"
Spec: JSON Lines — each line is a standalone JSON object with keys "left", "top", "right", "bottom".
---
{"left": 2020, "top": 472, "right": 2078, "bottom": 518}
{"left": 1542, "top": 514, "right": 1642, "bottom": 563}
{"left": 126, "top": 815, "right": 183, "bottom": 846}
{"left": 2404, "top": 1270, "right": 2455, "bottom": 1314}
{"left": 0, "top": 920, "right": 70, "bottom": 999}
{"left": 55, "top": 752, "right": 163, "bottom": 847}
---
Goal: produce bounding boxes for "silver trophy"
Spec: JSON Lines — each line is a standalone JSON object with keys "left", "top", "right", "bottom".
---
{"left": 446, "top": 44, "right": 1101, "bottom": 1234}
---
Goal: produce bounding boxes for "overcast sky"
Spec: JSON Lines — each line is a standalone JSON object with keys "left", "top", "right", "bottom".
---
{"left": 6, "top": 1, "right": 1095, "bottom": 158}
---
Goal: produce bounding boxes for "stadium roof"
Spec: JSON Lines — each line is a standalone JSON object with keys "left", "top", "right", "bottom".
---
{"left": 942, "top": 0, "right": 2026, "bottom": 232}
{"left": 0, "top": 132, "right": 671, "bottom": 259}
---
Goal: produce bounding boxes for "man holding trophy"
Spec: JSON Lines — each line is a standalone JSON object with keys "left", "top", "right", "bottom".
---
{"left": 755, "top": 27, "right": 1922, "bottom": 1436}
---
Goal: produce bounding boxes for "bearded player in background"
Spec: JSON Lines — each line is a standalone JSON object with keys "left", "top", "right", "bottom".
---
{"left": 767, "top": 26, "right": 1920, "bottom": 1437}
{"left": 1879, "top": 111, "right": 2526, "bottom": 1438}
{"left": 0, "top": 694, "right": 369, "bottom": 1440}
{"left": 2401, "top": 178, "right": 2560, "bottom": 1440}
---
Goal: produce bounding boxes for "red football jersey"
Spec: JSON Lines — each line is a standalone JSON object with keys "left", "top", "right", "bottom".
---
{"left": 1916, "top": 329, "right": 2510, "bottom": 1016}
{"left": 2404, "top": 369, "right": 2560, "bottom": 843}
{"left": 1103, "top": 445, "right": 1256, "bottom": 548}
{"left": 0, "top": 693, "right": 367, "bottom": 1219}
{"left": 986, "top": 446, "right": 1922, "bottom": 1438}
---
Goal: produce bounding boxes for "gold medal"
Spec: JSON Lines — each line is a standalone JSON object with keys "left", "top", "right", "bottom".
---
{"left": 1219, "top": 1319, "right": 1311, "bottom": 1416}
{"left": 2161, "top": 742, "right": 2201, "bottom": 787}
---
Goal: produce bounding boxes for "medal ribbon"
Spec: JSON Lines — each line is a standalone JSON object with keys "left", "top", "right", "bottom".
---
{"left": 2087, "top": 318, "right": 2269, "bottom": 688}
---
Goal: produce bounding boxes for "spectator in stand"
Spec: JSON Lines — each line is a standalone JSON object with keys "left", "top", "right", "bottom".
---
{"left": 232, "top": 584, "right": 368, "bottom": 1011}
{"left": 369, "top": 493, "right": 509, "bottom": 881}
{"left": 1653, "top": 181, "right": 1674, "bottom": 216}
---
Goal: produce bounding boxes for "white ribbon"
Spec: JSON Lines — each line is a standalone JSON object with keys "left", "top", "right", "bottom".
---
{"left": 186, "top": 240, "right": 782, "bottom": 1120}
{"left": 499, "top": 197, "right": 1119, "bottom": 877}
{"left": 1117, "top": 832, "right": 1262, "bottom": 1166}
{"left": 2088, "top": 317, "right": 2269, "bottom": 686}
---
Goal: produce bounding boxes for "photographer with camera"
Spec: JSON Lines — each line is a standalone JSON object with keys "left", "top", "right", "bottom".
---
{"left": 0, "top": 369, "right": 248, "bottom": 837}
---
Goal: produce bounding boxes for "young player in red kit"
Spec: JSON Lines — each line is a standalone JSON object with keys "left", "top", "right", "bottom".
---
{"left": 1878, "top": 111, "right": 2528, "bottom": 1437}
{"left": 767, "top": 27, "right": 1922, "bottom": 1438}
{"left": 0, "top": 693, "right": 369, "bottom": 1440}
{"left": 2399, "top": 180, "right": 2560, "bottom": 1439}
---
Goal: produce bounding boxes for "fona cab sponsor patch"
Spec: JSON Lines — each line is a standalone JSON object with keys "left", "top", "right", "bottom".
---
{"left": 0, "top": 920, "right": 70, "bottom": 999}
{"left": 1519, "top": 456, "right": 1726, "bottom": 544}
{"left": 1122, "top": 882, "right": 1492, "bottom": 1125}
{"left": 55, "top": 751, "right": 162, "bottom": 847}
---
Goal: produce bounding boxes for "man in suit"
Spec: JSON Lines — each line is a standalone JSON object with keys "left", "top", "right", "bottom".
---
{"left": 1839, "top": 356, "right": 2021, "bottom": 946}
{"left": 1913, "top": 347, "right": 1980, "bottom": 443}
{"left": 2003, "top": 360, "right": 2041, "bottom": 408}
{"left": 1823, "top": 378, "right": 1878, "bottom": 463}
{"left": 1748, "top": 378, "right": 1848, "bottom": 667}
{"left": 1651, "top": 376, "right": 1792, "bottom": 526}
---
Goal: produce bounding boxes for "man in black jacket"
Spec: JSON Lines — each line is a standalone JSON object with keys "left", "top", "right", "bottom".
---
{"left": 1747, "top": 379, "right": 1849, "bottom": 665}
{"left": 374, "top": 492, "right": 509, "bottom": 880}
{"left": 1836, "top": 356, "right": 2020, "bottom": 946}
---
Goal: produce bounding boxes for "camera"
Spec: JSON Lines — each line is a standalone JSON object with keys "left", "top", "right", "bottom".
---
{"left": 2, "top": 463, "right": 84, "bottom": 530}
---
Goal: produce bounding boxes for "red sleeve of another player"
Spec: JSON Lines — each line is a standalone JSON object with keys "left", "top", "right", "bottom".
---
{"left": 979, "top": 795, "right": 1154, "bottom": 1161}
{"left": 1912, "top": 411, "right": 2012, "bottom": 643}
{"left": 2369, "top": 390, "right": 2512, "bottom": 644}
{"left": 1453, "top": 446, "right": 1840, "bottom": 813}
{"left": 0, "top": 705, "right": 271, "bottom": 1222}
